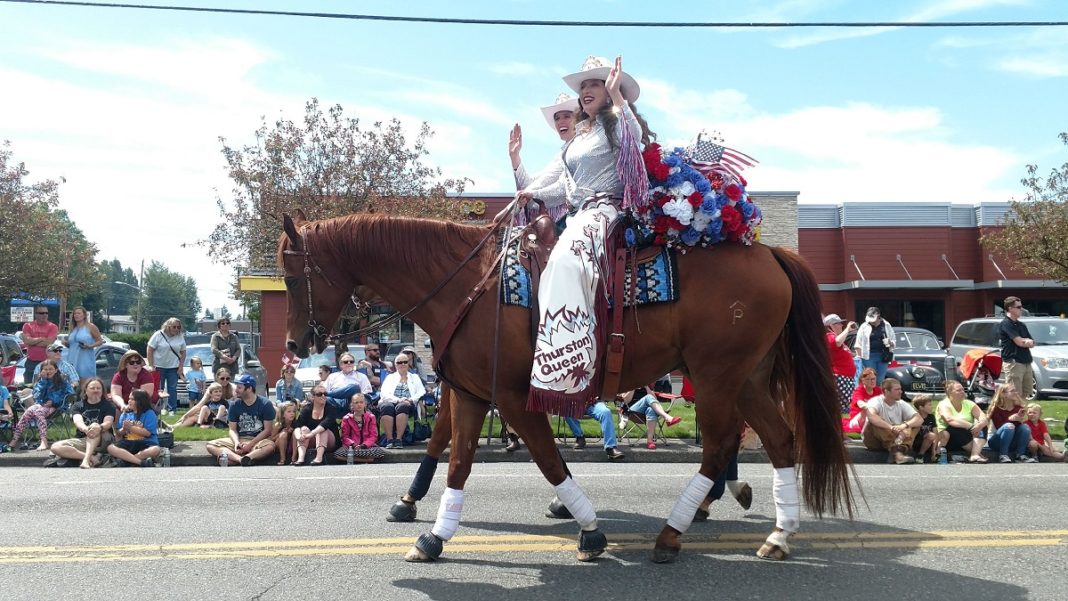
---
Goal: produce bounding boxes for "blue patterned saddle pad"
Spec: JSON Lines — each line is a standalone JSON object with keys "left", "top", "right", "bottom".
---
{"left": 500, "top": 244, "right": 679, "bottom": 309}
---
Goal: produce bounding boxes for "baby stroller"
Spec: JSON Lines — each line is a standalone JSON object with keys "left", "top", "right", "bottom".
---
{"left": 959, "top": 349, "right": 1001, "bottom": 408}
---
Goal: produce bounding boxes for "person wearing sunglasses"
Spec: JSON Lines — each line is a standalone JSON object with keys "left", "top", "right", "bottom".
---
{"left": 206, "top": 373, "right": 276, "bottom": 467}
{"left": 379, "top": 353, "right": 425, "bottom": 449}
{"left": 324, "top": 352, "right": 372, "bottom": 413}
{"left": 999, "top": 295, "right": 1036, "bottom": 398}
{"left": 110, "top": 350, "right": 155, "bottom": 412}
{"left": 210, "top": 318, "right": 241, "bottom": 377}
{"left": 20, "top": 304, "right": 58, "bottom": 384}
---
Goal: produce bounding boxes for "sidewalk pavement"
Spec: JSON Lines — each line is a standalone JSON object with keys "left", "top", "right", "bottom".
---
{"left": 0, "top": 438, "right": 920, "bottom": 468}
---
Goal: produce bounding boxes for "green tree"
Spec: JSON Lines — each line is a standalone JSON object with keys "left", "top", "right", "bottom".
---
{"left": 204, "top": 98, "right": 470, "bottom": 278}
{"left": 983, "top": 133, "right": 1068, "bottom": 281}
{"left": 204, "top": 308, "right": 215, "bottom": 320}
{"left": 138, "top": 262, "right": 202, "bottom": 331}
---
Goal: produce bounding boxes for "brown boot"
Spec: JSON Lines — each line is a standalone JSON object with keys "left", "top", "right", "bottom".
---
{"left": 572, "top": 436, "right": 587, "bottom": 449}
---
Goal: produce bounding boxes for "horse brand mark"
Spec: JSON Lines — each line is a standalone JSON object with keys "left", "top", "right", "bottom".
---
{"left": 730, "top": 300, "right": 746, "bottom": 325}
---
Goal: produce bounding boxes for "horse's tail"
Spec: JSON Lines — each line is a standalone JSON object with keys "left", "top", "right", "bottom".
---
{"left": 770, "top": 246, "right": 857, "bottom": 519}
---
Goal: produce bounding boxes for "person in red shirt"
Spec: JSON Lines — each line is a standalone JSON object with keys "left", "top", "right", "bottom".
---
{"left": 1024, "top": 403, "right": 1065, "bottom": 461}
{"left": 823, "top": 314, "right": 858, "bottom": 414}
{"left": 21, "top": 304, "right": 58, "bottom": 384}
{"left": 844, "top": 368, "right": 881, "bottom": 434}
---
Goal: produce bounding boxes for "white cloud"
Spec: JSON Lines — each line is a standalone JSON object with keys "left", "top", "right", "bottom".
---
{"left": 996, "top": 56, "right": 1068, "bottom": 77}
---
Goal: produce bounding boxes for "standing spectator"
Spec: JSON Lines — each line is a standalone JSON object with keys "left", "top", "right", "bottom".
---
{"left": 272, "top": 401, "right": 299, "bottom": 465}
{"left": 936, "top": 380, "right": 989, "bottom": 463}
{"left": 20, "top": 304, "right": 58, "bottom": 383}
{"left": 1024, "top": 403, "right": 1066, "bottom": 461}
{"left": 209, "top": 318, "right": 241, "bottom": 377}
{"left": 10, "top": 359, "right": 73, "bottom": 451}
{"left": 910, "top": 394, "right": 940, "bottom": 463}
{"left": 998, "top": 296, "right": 1035, "bottom": 397}
{"left": 33, "top": 344, "right": 79, "bottom": 390}
{"left": 293, "top": 384, "right": 340, "bottom": 465}
{"left": 985, "top": 383, "right": 1035, "bottom": 463}
{"left": 65, "top": 306, "right": 103, "bottom": 382}
{"left": 110, "top": 350, "right": 155, "bottom": 411}
{"left": 146, "top": 318, "right": 186, "bottom": 416}
{"left": 853, "top": 306, "right": 896, "bottom": 384}
{"left": 334, "top": 393, "right": 386, "bottom": 463}
{"left": 823, "top": 313, "right": 858, "bottom": 413}
{"left": 357, "top": 342, "right": 387, "bottom": 396}
{"left": 185, "top": 356, "right": 207, "bottom": 406}
{"left": 862, "top": 378, "right": 923, "bottom": 464}
{"left": 565, "top": 402, "right": 625, "bottom": 460}
{"left": 274, "top": 364, "right": 304, "bottom": 405}
{"left": 324, "top": 352, "right": 372, "bottom": 412}
{"left": 843, "top": 368, "right": 881, "bottom": 434}
{"left": 205, "top": 374, "right": 276, "bottom": 467}
{"left": 379, "top": 353, "right": 424, "bottom": 449}
{"left": 50, "top": 377, "right": 117, "bottom": 468}
{"left": 107, "top": 389, "right": 160, "bottom": 467}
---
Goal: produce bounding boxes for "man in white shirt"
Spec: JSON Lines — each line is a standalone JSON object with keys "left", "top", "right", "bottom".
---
{"left": 862, "top": 378, "right": 924, "bottom": 464}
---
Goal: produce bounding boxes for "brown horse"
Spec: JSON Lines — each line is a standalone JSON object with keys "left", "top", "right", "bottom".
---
{"left": 278, "top": 211, "right": 854, "bottom": 563}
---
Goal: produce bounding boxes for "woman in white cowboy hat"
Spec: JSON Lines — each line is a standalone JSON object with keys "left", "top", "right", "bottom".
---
{"left": 515, "top": 55, "right": 655, "bottom": 412}
{"left": 507, "top": 93, "right": 579, "bottom": 225}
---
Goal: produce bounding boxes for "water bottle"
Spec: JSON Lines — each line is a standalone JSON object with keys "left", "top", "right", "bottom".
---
{"left": 219, "top": 450, "right": 229, "bottom": 468}
{"left": 162, "top": 448, "right": 171, "bottom": 468}
{"left": 937, "top": 448, "right": 947, "bottom": 465}
{"left": 346, "top": 445, "right": 354, "bottom": 465}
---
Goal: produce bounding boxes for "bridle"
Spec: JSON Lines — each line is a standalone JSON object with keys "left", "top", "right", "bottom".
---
{"left": 282, "top": 227, "right": 338, "bottom": 345}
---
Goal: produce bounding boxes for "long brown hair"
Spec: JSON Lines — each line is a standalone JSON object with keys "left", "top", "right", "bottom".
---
{"left": 576, "top": 100, "right": 656, "bottom": 151}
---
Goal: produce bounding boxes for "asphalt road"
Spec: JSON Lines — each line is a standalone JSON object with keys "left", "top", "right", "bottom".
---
{"left": 1, "top": 462, "right": 1065, "bottom": 601}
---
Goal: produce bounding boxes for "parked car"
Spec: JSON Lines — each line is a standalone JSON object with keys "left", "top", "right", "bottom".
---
{"left": 948, "top": 316, "right": 1068, "bottom": 400}
{"left": 294, "top": 345, "right": 367, "bottom": 397}
{"left": 9, "top": 342, "right": 128, "bottom": 388}
{"left": 56, "top": 333, "right": 129, "bottom": 351}
{"left": 884, "top": 327, "right": 956, "bottom": 400}
{"left": 174, "top": 343, "right": 267, "bottom": 405}
{"left": 1, "top": 333, "right": 26, "bottom": 387}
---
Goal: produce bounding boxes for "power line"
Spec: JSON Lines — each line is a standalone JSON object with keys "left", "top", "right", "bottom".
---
{"left": 3, "top": 0, "right": 1068, "bottom": 27}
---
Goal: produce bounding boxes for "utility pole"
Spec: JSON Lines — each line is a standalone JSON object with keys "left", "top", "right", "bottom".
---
{"left": 137, "top": 259, "right": 144, "bottom": 332}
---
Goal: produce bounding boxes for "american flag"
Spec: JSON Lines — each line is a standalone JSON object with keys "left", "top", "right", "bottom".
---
{"left": 281, "top": 352, "right": 301, "bottom": 368}
{"left": 687, "top": 131, "right": 758, "bottom": 180}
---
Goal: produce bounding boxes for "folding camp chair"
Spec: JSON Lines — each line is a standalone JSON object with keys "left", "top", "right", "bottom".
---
{"left": 11, "top": 391, "right": 75, "bottom": 449}
{"left": 617, "top": 391, "right": 681, "bottom": 447}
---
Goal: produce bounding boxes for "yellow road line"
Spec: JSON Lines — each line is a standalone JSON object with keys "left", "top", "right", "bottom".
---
{"left": 1, "top": 530, "right": 1063, "bottom": 563}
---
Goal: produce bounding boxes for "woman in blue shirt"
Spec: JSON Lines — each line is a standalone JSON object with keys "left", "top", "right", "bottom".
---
{"left": 10, "top": 360, "right": 74, "bottom": 451}
{"left": 107, "top": 389, "right": 161, "bottom": 467}
{"left": 274, "top": 364, "right": 304, "bottom": 405}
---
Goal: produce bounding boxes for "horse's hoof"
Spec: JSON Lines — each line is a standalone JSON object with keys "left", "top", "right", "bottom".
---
{"left": 651, "top": 544, "right": 680, "bottom": 564}
{"left": 406, "top": 532, "right": 443, "bottom": 562}
{"left": 735, "top": 483, "right": 753, "bottom": 511}
{"left": 576, "top": 528, "right": 606, "bottom": 562}
{"left": 756, "top": 543, "right": 789, "bottom": 561}
{"left": 692, "top": 507, "right": 709, "bottom": 522}
{"left": 387, "top": 499, "right": 417, "bottom": 523}
{"left": 545, "top": 497, "right": 573, "bottom": 519}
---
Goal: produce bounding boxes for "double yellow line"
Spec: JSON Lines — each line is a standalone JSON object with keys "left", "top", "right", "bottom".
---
{"left": 1, "top": 530, "right": 1064, "bottom": 563}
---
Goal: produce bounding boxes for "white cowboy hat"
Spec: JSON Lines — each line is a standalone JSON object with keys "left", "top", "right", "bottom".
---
{"left": 540, "top": 93, "right": 579, "bottom": 130}
{"left": 562, "top": 55, "right": 640, "bottom": 103}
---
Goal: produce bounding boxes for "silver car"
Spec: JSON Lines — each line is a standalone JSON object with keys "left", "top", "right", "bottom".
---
{"left": 175, "top": 343, "right": 267, "bottom": 404}
{"left": 947, "top": 317, "right": 1068, "bottom": 400}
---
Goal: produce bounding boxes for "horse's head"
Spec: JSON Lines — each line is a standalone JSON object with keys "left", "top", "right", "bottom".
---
{"left": 278, "top": 210, "right": 357, "bottom": 358}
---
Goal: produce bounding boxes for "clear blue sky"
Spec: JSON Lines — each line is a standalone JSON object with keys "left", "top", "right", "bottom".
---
{"left": 2, "top": 0, "right": 1066, "bottom": 313}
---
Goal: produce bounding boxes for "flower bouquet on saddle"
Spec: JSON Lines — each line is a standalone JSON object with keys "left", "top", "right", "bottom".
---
{"left": 631, "top": 131, "right": 762, "bottom": 251}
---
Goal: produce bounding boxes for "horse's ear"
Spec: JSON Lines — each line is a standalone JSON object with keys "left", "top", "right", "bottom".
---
{"left": 294, "top": 208, "right": 308, "bottom": 222}
{"left": 282, "top": 213, "right": 303, "bottom": 250}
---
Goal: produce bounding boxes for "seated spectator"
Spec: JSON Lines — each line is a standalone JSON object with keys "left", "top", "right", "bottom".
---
{"left": 324, "top": 352, "right": 371, "bottom": 412}
{"left": 936, "top": 380, "right": 989, "bottom": 463}
{"left": 843, "top": 368, "right": 880, "bottom": 435}
{"left": 10, "top": 359, "right": 74, "bottom": 451}
{"left": 0, "top": 385, "right": 15, "bottom": 452}
{"left": 910, "top": 394, "right": 940, "bottom": 463}
{"left": 50, "top": 377, "right": 117, "bottom": 468}
{"left": 274, "top": 364, "right": 304, "bottom": 405}
{"left": 107, "top": 389, "right": 160, "bottom": 467}
{"left": 986, "top": 382, "right": 1035, "bottom": 463}
{"left": 862, "top": 377, "right": 923, "bottom": 464}
{"left": 33, "top": 344, "right": 80, "bottom": 391}
{"left": 1025, "top": 403, "right": 1066, "bottom": 461}
{"left": 618, "top": 386, "right": 682, "bottom": 450}
{"left": 334, "top": 393, "right": 387, "bottom": 464}
{"left": 185, "top": 356, "right": 207, "bottom": 406}
{"left": 205, "top": 374, "right": 276, "bottom": 467}
{"left": 565, "top": 401, "right": 625, "bottom": 461}
{"left": 379, "top": 353, "right": 423, "bottom": 449}
{"left": 110, "top": 350, "right": 155, "bottom": 411}
{"left": 272, "top": 401, "right": 298, "bottom": 465}
{"left": 173, "top": 383, "right": 227, "bottom": 428}
{"left": 293, "top": 384, "right": 340, "bottom": 465}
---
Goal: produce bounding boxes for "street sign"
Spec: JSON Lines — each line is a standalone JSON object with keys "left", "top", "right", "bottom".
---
{"left": 10, "top": 306, "right": 33, "bottom": 323}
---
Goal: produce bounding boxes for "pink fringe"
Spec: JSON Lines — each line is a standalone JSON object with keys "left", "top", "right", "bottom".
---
{"left": 527, "top": 388, "right": 596, "bottom": 419}
{"left": 617, "top": 107, "right": 649, "bottom": 211}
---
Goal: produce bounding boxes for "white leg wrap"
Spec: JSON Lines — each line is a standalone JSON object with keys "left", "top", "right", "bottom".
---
{"left": 666, "top": 473, "right": 715, "bottom": 533}
{"left": 772, "top": 467, "right": 800, "bottom": 533}
{"left": 553, "top": 477, "right": 598, "bottom": 531}
{"left": 430, "top": 487, "right": 464, "bottom": 541}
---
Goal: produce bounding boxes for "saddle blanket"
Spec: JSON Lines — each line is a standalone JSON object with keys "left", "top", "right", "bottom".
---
{"left": 500, "top": 241, "right": 679, "bottom": 309}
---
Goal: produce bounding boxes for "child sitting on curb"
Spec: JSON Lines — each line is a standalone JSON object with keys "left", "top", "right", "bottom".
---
{"left": 1024, "top": 403, "right": 1065, "bottom": 462}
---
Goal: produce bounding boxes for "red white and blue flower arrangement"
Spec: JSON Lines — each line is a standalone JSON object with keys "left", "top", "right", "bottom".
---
{"left": 631, "top": 141, "right": 762, "bottom": 251}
